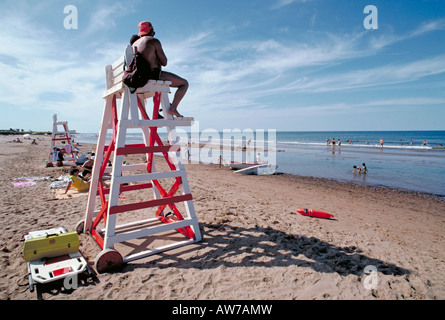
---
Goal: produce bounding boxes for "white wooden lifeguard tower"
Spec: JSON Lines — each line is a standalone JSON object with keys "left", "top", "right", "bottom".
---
{"left": 48, "top": 114, "right": 76, "bottom": 165}
{"left": 78, "top": 45, "right": 201, "bottom": 273}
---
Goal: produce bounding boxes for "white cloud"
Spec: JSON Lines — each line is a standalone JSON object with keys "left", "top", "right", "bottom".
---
{"left": 249, "top": 97, "right": 445, "bottom": 122}
{"left": 271, "top": 0, "right": 311, "bottom": 10}
{"left": 276, "top": 54, "right": 445, "bottom": 94}
{"left": 370, "top": 18, "right": 445, "bottom": 50}
{"left": 410, "top": 19, "right": 445, "bottom": 37}
{"left": 171, "top": 21, "right": 445, "bottom": 128}
{"left": 164, "top": 30, "right": 375, "bottom": 114}
{"left": 362, "top": 97, "right": 445, "bottom": 107}
{"left": 0, "top": 11, "right": 124, "bottom": 132}
{"left": 82, "top": 2, "right": 132, "bottom": 36}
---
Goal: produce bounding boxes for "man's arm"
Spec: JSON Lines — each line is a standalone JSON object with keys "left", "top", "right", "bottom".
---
{"left": 155, "top": 39, "right": 168, "bottom": 67}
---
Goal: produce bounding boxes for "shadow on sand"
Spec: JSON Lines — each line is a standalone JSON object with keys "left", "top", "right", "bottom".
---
{"left": 123, "top": 223, "right": 410, "bottom": 277}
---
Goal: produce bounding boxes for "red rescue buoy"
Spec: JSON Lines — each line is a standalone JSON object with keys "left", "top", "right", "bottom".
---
{"left": 297, "top": 208, "right": 334, "bottom": 219}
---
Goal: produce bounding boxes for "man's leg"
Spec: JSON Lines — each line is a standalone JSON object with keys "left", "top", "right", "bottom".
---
{"left": 159, "top": 71, "right": 189, "bottom": 117}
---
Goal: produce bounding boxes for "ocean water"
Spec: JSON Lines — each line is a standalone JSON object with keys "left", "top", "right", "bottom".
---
{"left": 274, "top": 131, "right": 445, "bottom": 196}
{"left": 74, "top": 131, "right": 445, "bottom": 196}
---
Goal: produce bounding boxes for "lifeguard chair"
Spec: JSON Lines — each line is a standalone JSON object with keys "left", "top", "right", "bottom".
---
{"left": 48, "top": 114, "right": 76, "bottom": 165}
{"left": 78, "top": 45, "right": 201, "bottom": 273}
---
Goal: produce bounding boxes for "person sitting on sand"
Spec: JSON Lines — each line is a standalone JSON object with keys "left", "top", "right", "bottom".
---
{"left": 75, "top": 152, "right": 88, "bottom": 165}
{"left": 132, "top": 21, "right": 189, "bottom": 117}
{"left": 80, "top": 157, "right": 95, "bottom": 180}
{"left": 64, "top": 167, "right": 89, "bottom": 194}
{"left": 353, "top": 165, "right": 361, "bottom": 174}
{"left": 51, "top": 147, "right": 65, "bottom": 166}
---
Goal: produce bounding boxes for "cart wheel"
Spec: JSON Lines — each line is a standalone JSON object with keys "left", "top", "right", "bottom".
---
{"left": 94, "top": 249, "right": 123, "bottom": 273}
{"left": 75, "top": 220, "right": 85, "bottom": 234}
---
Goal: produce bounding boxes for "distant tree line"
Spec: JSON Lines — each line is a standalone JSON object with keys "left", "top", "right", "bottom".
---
{"left": 0, "top": 128, "right": 50, "bottom": 135}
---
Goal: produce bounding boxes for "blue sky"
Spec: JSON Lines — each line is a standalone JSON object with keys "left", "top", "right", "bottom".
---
{"left": 0, "top": 0, "right": 444, "bottom": 133}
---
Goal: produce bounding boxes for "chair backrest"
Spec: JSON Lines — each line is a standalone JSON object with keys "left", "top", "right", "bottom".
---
{"left": 103, "top": 45, "right": 171, "bottom": 99}
{"left": 103, "top": 46, "right": 131, "bottom": 98}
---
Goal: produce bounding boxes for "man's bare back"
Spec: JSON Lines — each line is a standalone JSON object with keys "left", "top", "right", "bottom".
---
{"left": 133, "top": 36, "right": 167, "bottom": 74}
{"left": 133, "top": 21, "right": 189, "bottom": 117}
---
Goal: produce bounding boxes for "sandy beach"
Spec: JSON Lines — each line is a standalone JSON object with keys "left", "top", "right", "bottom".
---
{"left": 1, "top": 134, "right": 444, "bottom": 300}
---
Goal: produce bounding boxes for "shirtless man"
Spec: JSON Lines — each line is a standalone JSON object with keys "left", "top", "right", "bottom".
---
{"left": 132, "top": 21, "right": 188, "bottom": 117}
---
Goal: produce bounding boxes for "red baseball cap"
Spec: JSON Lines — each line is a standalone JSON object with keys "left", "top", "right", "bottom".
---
{"left": 138, "top": 21, "right": 153, "bottom": 36}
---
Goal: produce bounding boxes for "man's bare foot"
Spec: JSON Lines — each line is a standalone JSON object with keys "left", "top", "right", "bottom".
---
{"left": 168, "top": 108, "right": 183, "bottom": 117}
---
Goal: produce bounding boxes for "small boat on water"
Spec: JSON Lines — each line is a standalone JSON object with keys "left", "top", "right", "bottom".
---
{"left": 234, "top": 163, "right": 278, "bottom": 175}
{"left": 229, "top": 160, "right": 267, "bottom": 170}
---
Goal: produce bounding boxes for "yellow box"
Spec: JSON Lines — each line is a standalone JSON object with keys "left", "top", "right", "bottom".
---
{"left": 22, "top": 232, "right": 80, "bottom": 262}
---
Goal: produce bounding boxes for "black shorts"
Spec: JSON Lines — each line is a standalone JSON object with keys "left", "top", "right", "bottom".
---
{"left": 149, "top": 68, "right": 161, "bottom": 80}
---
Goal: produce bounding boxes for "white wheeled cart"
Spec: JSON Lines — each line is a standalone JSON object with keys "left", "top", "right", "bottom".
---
{"left": 21, "top": 227, "right": 90, "bottom": 293}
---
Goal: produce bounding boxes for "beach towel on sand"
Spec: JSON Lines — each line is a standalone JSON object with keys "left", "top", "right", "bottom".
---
{"left": 48, "top": 176, "right": 71, "bottom": 189}
{"left": 11, "top": 180, "right": 36, "bottom": 188}
{"left": 12, "top": 176, "right": 52, "bottom": 188}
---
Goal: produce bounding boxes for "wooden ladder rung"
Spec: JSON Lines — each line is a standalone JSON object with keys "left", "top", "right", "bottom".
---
{"left": 52, "top": 138, "right": 72, "bottom": 141}
{"left": 96, "top": 182, "right": 153, "bottom": 196}
{"left": 118, "top": 119, "right": 194, "bottom": 128}
{"left": 116, "top": 145, "right": 178, "bottom": 156}
{"left": 113, "top": 170, "right": 185, "bottom": 185}
{"left": 109, "top": 194, "right": 193, "bottom": 214}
